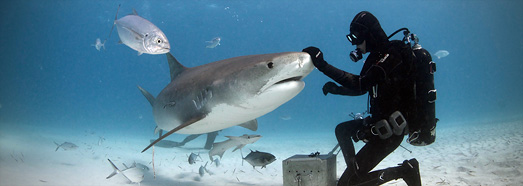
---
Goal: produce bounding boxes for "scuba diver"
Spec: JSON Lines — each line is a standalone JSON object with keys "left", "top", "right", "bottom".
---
{"left": 303, "top": 11, "right": 436, "bottom": 186}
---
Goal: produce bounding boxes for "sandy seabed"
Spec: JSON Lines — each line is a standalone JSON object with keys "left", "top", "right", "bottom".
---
{"left": 0, "top": 119, "right": 522, "bottom": 186}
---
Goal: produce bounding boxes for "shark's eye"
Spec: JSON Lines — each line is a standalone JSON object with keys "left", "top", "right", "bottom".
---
{"left": 267, "top": 62, "right": 274, "bottom": 69}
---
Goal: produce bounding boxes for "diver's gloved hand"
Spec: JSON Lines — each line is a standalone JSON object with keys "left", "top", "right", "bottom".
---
{"left": 322, "top": 81, "right": 338, "bottom": 96}
{"left": 302, "top": 46, "right": 327, "bottom": 69}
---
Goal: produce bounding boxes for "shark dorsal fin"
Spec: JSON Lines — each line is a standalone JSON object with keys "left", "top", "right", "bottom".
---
{"left": 166, "top": 53, "right": 187, "bottom": 81}
{"left": 132, "top": 9, "right": 138, "bottom": 15}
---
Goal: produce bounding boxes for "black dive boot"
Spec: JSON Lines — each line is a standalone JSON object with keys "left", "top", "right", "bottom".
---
{"left": 349, "top": 159, "right": 421, "bottom": 186}
{"left": 400, "top": 159, "right": 421, "bottom": 186}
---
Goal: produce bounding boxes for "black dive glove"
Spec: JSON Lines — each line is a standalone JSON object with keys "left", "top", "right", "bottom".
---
{"left": 302, "top": 46, "right": 327, "bottom": 69}
{"left": 322, "top": 81, "right": 338, "bottom": 95}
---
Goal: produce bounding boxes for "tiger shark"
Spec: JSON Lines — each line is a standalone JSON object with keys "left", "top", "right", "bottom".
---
{"left": 139, "top": 52, "right": 314, "bottom": 152}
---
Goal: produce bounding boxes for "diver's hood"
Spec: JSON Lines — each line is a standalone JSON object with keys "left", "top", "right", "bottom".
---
{"left": 350, "top": 11, "right": 389, "bottom": 52}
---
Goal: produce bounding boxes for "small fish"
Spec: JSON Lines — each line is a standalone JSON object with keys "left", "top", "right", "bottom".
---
{"left": 91, "top": 38, "right": 105, "bottom": 51}
{"left": 114, "top": 7, "right": 170, "bottom": 55}
{"left": 242, "top": 150, "right": 276, "bottom": 169}
{"left": 188, "top": 152, "right": 201, "bottom": 165}
{"left": 209, "top": 134, "right": 261, "bottom": 160}
{"left": 212, "top": 158, "right": 220, "bottom": 167}
{"left": 205, "top": 37, "right": 221, "bottom": 48}
{"left": 433, "top": 50, "right": 449, "bottom": 59}
{"left": 54, "top": 141, "right": 78, "bottom": 151}
{"left": 107, "top": 159, "right": 145, "bottom": 184}
{"left": 198, "top": 161, "right": 213, "bottom": 177}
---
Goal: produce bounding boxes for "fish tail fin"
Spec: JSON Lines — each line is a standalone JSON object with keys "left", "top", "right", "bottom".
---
{"left": 105, "top": 4, "right": 120, "bottom": 43}
{"left": 137, "top": 85, "right": 155, "bottom": 107}
{"left": 54, "top": 141, "right": 60, "bottom": 152}
{"left": 240, "top": 149, "right": 244, "bottom": 166}
{"left": 106, "top": 159, "right": 120, "bottom": 179}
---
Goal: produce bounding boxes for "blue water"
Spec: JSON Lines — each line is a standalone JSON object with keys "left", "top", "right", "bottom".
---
{"left": 1, "top": 0, "right": 522, "bottom": 152}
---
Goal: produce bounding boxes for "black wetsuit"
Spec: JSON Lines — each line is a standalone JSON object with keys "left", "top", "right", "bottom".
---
{"left": 318, "top": 40, "right": 415, "bottom": 185}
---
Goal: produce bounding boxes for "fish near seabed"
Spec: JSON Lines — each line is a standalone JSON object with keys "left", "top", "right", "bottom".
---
{"left": 54, "top": 141, "right": 78, "bottom": 151}
{"left": 114, "top": 7, "right": 170, "bottom": 55}
{"left": 205, "top": 37, "right": 221, "bottom": 48}
{"left": 139, "top": 52, "right": 314, "bottom": 153}
{"left": 208, "top": 134, "right": 261, "bottom": 160}
{"left": 107, "top": 159, "right": 145, "bottom": 184}
{"left": 242, "top": 150, "right": 276, "bottom": 169}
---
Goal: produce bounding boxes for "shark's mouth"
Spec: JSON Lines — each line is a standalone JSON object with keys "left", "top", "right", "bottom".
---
{"left": 274, "top": 76, "right": 304, "bottom": 85}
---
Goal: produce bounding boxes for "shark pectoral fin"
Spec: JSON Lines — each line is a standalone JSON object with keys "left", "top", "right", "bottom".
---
{"left": 232, "top": 144, "right": 246, "bottom": 152}
{"left": 238, "top": 120, "right": 258, "bottom": 131}
{"left": 142, "top": 115, "right": 205, "bottom": 153}
{"left": 137, "top": 85, "right": 155, "bottom": 107}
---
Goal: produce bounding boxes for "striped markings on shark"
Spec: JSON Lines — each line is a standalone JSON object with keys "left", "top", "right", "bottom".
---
{"left": 139, "top": 52, "right": 314, "bottom": 153}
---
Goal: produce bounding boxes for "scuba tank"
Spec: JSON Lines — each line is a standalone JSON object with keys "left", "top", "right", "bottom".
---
{"left": 388, "top": 28, "right": 438, "bottom": 146}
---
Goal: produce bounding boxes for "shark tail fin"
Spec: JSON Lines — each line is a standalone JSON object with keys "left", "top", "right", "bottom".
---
{"left": 166, "top": 53, "right": 187, "bottom": 82}
{"left": 106, "top": 159, "right": 120, "bottom": 179}
{"left": 137, "top": 85, "right": 155, "bottom": 107}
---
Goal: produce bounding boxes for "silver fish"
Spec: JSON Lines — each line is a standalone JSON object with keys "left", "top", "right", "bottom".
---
{"left": 199, "top": 161, "right": 213, "bottom": 177}
{"left": 54, "top": 141, "right": 78, "bottom": 151}
{"left": 115, "top": 8, "right": 170, "bottom": 55}
{"left": 242, "top": 150, "right": 276, "bottom": 169}
{"left": 208, "top": 134, "right": 261, "bottom": 160}
{"left": 188, "top": 152, "right": 201, "bottom": 165}
{"left": 91, "top": 38, "right": 105, "bottom": 51}
{"left": 106, "top": 159, "right": 144, "bottom": 184}
{"left": 205, "top": 37, "right": 221, "bottom": 48}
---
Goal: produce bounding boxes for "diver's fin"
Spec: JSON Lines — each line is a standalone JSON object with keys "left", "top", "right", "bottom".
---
{"left": 238, "top": 120, "right": 258, "bottom": 131}
{"left": 137, "top": 85, "right": 155, "bottom": 107}
{"left": 142, "top": 115, "right": 205, "bottom": 153}
{"left": 166, "top": 53, "right": 187, "bottom": 82}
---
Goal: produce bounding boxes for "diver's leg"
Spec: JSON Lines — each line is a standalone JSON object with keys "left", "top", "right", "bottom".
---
{"left": 335, "top": 120, "right": 363, "bottom": 186}
{"left": 204, "top": 131, "right": 219, "bottom": 150}
{"left": 348, "top": 134, "right": 407, "bottom": 185}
